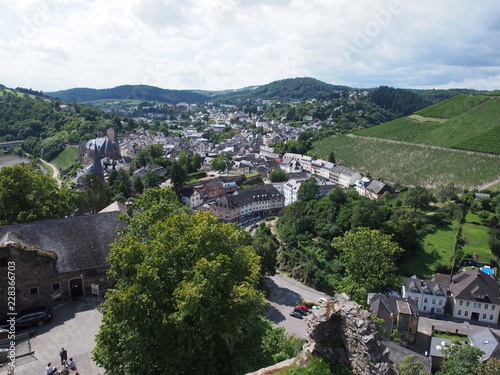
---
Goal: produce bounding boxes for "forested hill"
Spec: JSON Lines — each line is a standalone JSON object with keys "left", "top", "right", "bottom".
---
{"left": 46, "top": 85, "right": 211, "bottom": 104}
{"left": 369, "top": 86, "right": 431, "bottom": 116}
{"left": 216, "top": 77, "right": 350, "bottom": 101}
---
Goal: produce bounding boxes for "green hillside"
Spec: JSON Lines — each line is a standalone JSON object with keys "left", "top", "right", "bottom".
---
{"left": 354, "top": 94, "right": 500, "bottom": 154}
{"left": 312, "top": 135, "right": 500, "bottom": 189}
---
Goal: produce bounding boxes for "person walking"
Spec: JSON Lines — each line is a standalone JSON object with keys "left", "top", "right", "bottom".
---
{"left": 59, "top": 347, "right": 68, "bottom": 365}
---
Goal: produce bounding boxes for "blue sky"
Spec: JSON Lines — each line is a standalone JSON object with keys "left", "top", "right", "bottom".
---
{"left": 1, "top": 0, "right": 499, "bottom": 92}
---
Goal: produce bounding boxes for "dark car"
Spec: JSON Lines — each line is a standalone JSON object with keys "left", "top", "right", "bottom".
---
{"left": 289, "top": 311, "right": 303, "bottom": 319}
{"left": 427, "top": 313, "right": 444, "bottom": 320}
{"left": 0, "top": 306, "right": 52, "bottom": 330}
{"left": 294, "top": 307, "right": 308, "bottom": 316}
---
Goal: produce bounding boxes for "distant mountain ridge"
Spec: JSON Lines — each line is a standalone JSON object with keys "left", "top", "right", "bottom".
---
{"left": 45, "top": 77, "right": 351, "bottom": 104}
{"left": 46, "top": 84, "right": 211, "bottom": 104}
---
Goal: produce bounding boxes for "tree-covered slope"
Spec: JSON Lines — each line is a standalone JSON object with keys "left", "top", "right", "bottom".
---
{"left": 46, "top": 84, "right": 211, "bottom": 103}
{"left": 354, "top": 94, "right": 500, "bottom": 154}
{"left": 216, "top": 77, "right": 350, "bottom": 101}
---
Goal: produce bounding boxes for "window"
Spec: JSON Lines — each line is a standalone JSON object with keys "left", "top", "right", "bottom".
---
{"left": 458, "top": 310, "right": 462, "bottom": 316}
{"left": 432, "top": 299, "right": 436, "bottom": 305}
{"left": 492, "top": 305, "right": 496, "bottom": 311}
{"left": 464, "top": 311, "right": 469, "bottom": 317}
{"left": 483, "top": 314, "right": 487, "bottom": 319}
{"left": 52, "top": 283, "right": 60, "bottom": 291}
{"left": 423, "top": 306, "right": 427, "bottom": 311}
{"left": 478, "top": 303, "right": 482, "bottom": 309}
{"left": 424, "top": 298, "right": 428, "bottom": 303}
{"left": 30, "top": 287, "right": 38, "bottom": 295}
{"left": 439, "top": 300, "right": 443, "bottom": 305}
{"left": 491, "top": 315, "right": 495, "bottom": 320}
{"left": 473, "top": 302, "right": 477, "bottom": 308}
{"left": 466, "top": 301, "right": 470, "bottom": 307}
{"left": 485, "top": 304, "right": 489, "bottom": 310}
{"left": 459, "top": 300, "right": 464, "bottom": 306}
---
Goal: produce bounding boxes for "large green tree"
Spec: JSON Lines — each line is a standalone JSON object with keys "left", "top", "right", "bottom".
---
{"left": 253, "top": 222, "right": 279, "bottom": 276}
{"left": 437, "top": 339, "right": 483, "bottom": 375}
{"left": 0, "top": 163, "right": 75, "bottom": 224}
{"left": 93, "top": 202, "right": 271, "bottom": 374}
{"left": 333, "top": 227, "right": 403, "bottom": 303}
{"left": 395, "top": 355, "right": 429, "bottom": 375}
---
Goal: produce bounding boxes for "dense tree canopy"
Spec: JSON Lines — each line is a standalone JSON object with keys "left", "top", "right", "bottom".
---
{"left": 334, "top": 227, "right": 404, "bottom": 302}
{"left": 93, "top": 189, "right": 274, "bottom": 374}
{"left": 0, "top": 163, "right": 75, "bottom": 224}
{"left": 437, "top": 339, "right": 484, "bottom": 375}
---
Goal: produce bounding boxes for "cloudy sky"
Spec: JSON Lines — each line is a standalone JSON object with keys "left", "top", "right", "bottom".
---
{"left": 1, "top": 0, "right": 499, "bottom": 92}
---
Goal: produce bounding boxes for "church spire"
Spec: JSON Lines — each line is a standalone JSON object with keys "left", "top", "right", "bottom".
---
{"left": 92, "top": 141, "right": 103, "bottom": 176}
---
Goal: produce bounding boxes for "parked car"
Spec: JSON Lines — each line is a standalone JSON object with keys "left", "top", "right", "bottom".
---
{"left": 289, "top": 311, "right": 303, "bottom": 319}
{"left": 427, "top": 313, "right": 444, "bottom": 320}
{"left": 0, "top": 306, "right": 52, "bottom": 330}
{"left": 318, "top": 297, "right": 327, "bottom": 304}
{"left": 295, "top": 305, "right": 309, "bottom": 315}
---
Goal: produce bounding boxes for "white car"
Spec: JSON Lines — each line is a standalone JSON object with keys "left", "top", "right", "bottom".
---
{"left": 318, "top": 297, "right": 327, "bottom": 304}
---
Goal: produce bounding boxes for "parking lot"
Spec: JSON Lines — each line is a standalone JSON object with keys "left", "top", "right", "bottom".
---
{"left": 2, "top": 296, "right": 104, "bottom": 375}
{"left": 264, "top": 272, "right": 330, "bottom": 338}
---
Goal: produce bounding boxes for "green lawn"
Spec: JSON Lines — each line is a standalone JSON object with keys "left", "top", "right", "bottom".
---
{"left": 462, "top": 212, "right": 493, "bottom": 263}
{"left": 51, "top": 145, "right": 79, "bottom": 170}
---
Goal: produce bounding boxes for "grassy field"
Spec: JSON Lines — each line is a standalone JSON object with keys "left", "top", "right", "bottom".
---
{"left": 354, "top": 95, "right": 500, "bottom": 154}
{"left": 51, "top": 145, "right": 79, "bottom": 170}
{"left": 312, "top": 135, "right": 500, "bottom": 189}
{"left": 399, "top": 210, "right": 493, "bottom": 278}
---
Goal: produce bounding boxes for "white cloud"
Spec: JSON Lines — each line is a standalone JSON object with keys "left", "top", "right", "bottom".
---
{"left": 0, "top": 0, "right": 499, "bottom": 91}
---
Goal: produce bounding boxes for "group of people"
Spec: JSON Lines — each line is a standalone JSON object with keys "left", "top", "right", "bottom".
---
{"left": 45, "top": 348, "right": 77, "bottom": 374}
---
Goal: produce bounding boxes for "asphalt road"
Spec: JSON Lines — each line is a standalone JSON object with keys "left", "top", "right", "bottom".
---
{"left": 264, "top": 272, "right": 330, "bottom": 338}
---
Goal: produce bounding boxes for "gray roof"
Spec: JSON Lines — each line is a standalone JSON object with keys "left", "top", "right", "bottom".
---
{"left": 449, "top": 270, "right": 500, "bottom": 304}
{"left": 213, "top": 185, "right": 282, "bottom": 209}
{"left": 366, "top": 180, "right": 394, "bottom": 195}
{"left": 383, "top": 340, "right": 432, "bottom": 372}
{"left": 405, "top": 276, "right": 448, "bottom": 297}
{"left": 369, "top": 293, "right": 419, "bottom": 320}
{"left": 429, "top": 337, "right": 454, "bottom": 358}
{"left": 0, "top": 209, "right": 125, "bottom": 273}
{"left": 469, "top": 328, "right": 500, "bottom": 361}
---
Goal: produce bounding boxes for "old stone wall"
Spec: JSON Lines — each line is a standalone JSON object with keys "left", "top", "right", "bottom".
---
{"left": 304, "top": 293, "right": 394, "bottom": 375}
{"left": 0, "top": 244, "right": 110, "bottom": 315}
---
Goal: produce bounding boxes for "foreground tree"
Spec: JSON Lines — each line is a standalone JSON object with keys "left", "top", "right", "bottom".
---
{"left": 0, "top": 163, "right": 75, "bottom": 224}
{"left": 93, "top": 206, "right": 271, "bottom": 374}
{"left": 395, "top": 354, "right": 429, "bottom": 375}
{"left": 333, "top": 227, "right": 403, "bottom": 303}
{"left": 437, "top": 339, "right": 484, "bottom": 375}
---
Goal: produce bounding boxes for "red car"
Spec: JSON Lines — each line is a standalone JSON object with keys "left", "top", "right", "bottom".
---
{"left": 295, "top": 305, "right": 309, "bottom": 314}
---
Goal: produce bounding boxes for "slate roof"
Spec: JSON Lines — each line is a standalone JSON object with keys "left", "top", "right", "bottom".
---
{"left": 369, "top": 293, "right": 419, "bottom": 323}
{"left": 405, "top": 276, "right": 447, "bottom": 297}
{"left": 366, "top": 180, "right": 395, "bottom": 195}
{"left": 213, "top": 185, "right": 282, "bottom": 209}
{"left": 0, "top": 207, "right": 125, "bottom": 274}
{"left": 383, "top": 340, "right": 432, "bottom": 372}
{"left": 449, "top": 269, "right": 500, "bottom": 304}
{"left": 469, "top": 328, "right": 500, "bottom": 361}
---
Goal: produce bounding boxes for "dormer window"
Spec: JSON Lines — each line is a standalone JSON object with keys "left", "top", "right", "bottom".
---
{"left": 411, "top": 287, "right": 419, "bottom": 293}
{"left": 435, "top": 290, "right": 444, "bottom": 296}
{"left": 423, "top": 289, "right": 431, "bottom": 294}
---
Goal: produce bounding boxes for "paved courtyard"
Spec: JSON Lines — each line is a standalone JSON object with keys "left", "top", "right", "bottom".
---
{"left": 1, "top": 296, "right": 105, "bottom": 375}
